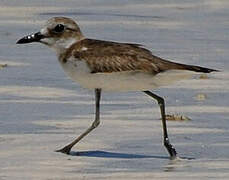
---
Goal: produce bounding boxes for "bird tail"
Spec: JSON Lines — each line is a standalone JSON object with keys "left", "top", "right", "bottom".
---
{"left": 181, "top": 64, "right": 219, "bottom": 73}
{"left": 155, "top": 56, "right": 219, "bottom": 73}
{"left": 170, "top": 62, "right": 219, "bottom": 73}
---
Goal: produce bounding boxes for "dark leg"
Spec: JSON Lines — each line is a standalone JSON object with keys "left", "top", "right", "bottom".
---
{"left": 143, "top": 91, "right": 177, "bottom": 159}
{"left": 56, "top": 88, "right": 101, "bottom": 154}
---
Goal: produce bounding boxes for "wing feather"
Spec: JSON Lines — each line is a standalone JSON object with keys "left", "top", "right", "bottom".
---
{"left": 70, "top": 39, "right": 163, "bottom": 74}
{"left": 65, "top": 39, "right": 217, "bottom": 74}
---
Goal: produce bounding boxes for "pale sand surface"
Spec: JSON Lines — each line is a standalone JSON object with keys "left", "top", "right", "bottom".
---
{"left": 0, "top": 0, "right": 229, "bottom": 179}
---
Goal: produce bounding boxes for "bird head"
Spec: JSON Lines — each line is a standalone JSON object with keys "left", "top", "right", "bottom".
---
{"left": 17, "top": 17, "right": 84, "bottom": 54}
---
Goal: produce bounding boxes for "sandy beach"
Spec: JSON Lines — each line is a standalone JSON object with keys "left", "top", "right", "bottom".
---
{"left": 0, "top": 0, "right": 229, "bottom": 179}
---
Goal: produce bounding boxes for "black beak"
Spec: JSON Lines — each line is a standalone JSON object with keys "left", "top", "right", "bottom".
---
{"left": 16, "top": 32, "right": 45, "bottom": 44}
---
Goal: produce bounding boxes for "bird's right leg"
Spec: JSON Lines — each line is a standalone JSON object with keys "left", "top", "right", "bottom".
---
{"left": 56, "top": 88, "right": 101, "bottom": 154}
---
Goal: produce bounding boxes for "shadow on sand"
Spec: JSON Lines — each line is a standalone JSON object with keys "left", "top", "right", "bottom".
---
{"left": 68, "top": 150, "right": 168, "bottom": 159}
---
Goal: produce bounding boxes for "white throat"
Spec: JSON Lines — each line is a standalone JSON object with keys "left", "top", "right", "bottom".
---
{"left": 52, "top": 38, "right": 77, "bottom": 55}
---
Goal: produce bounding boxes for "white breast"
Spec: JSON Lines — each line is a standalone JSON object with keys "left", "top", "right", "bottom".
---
{"left": 59, "top": 57, "right": 91, "bottom": 83}
{"left": 59, "top": 58, "right": 197, "bottom": 92}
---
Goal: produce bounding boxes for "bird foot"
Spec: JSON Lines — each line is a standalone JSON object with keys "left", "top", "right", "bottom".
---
{"left": 164, "top": 138, "right": 177, "bottom": 160}
{"left": 55, "top": 145, "right": 72, "bottom": 155}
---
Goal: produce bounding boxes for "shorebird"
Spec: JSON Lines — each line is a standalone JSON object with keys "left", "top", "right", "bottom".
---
{"left": 17, "top": 17, "right": 217, "bottom": 159}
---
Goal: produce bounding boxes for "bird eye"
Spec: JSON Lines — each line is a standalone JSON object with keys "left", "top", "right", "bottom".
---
{"left": 53, "top": 24, "right": 65, "bottom": 33}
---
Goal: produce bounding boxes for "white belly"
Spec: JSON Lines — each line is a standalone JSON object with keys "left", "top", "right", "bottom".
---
{"left": 60, "top": 60, "right": 197, "bottom": 92}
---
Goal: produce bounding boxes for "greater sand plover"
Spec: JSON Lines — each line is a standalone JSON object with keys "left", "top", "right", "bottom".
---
{"left": 17, "top": 17, "right": 218, "bottom": 159}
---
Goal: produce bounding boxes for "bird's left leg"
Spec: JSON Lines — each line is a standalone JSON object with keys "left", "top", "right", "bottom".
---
{"left": 143, "top": 91, "right": 177, "bottom": 159}
{"left": 56, "top": 88, "right": 101, "bottom": 154}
